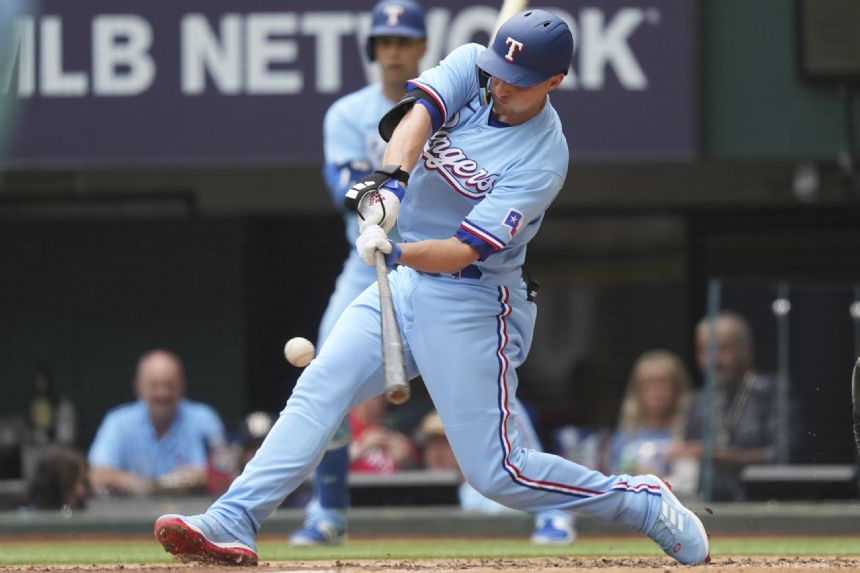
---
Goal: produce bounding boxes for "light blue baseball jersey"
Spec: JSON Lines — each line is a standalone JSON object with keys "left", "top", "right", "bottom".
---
{"left": 397, "top": 43, "right": 568, "bottom": 285}
{"left": 88, "top": 399, "right": 225, "bottom": 478}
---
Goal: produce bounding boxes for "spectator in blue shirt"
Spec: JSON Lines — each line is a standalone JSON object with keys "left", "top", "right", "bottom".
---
{"left": 88, "top": 349, "right": 225, "bottom": 495}
{"left": 609, "top": 350, "right": 692, "bottom": 477}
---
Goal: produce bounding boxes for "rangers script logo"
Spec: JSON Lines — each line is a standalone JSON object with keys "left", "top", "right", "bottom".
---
{"left": 422, "top": 113, "right": 498, "bottom": 199}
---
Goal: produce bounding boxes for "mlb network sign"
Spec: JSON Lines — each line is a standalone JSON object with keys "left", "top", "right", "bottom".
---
{"left": 1, "top": 1, "right": 695, "bottom": 166}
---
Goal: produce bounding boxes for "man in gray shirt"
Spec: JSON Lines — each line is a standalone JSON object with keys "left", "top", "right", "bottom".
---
{"left": 671, "top": 311, "right": 777, "bottom": 501}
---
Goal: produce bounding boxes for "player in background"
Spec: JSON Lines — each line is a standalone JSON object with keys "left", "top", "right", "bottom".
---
{"left": 285, "top": 0, "right": 426, "bottom": 546}
{"left": 291, "top": 0, "right": 573, "bottom": 546}
{"left": 154, "top": 10, "right": 709, "bottom": 566}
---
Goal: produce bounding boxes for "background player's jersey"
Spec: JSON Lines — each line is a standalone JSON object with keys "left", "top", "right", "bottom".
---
{"left": 317, "top": 82, "right": 403, "bottom": 351}
{"left": 323, "top": 83, "right": 398, "bottom": 246}
{"left": 397, "top": 44, "right": 568, "bottom": 285}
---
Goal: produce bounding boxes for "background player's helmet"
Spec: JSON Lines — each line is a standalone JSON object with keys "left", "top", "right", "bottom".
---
{"left": 366, "top": 0, "right": 427, "bottom": 62}
{"left": 477, "top": 9, "right": 574, "bottom": 88}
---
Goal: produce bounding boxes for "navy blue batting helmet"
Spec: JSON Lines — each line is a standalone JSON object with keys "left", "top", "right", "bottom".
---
{"left": 366, "top": 0, "right": 427, "bottom": 62}
{"left": 477, "top": 9, "right": 574, "bottom": 88}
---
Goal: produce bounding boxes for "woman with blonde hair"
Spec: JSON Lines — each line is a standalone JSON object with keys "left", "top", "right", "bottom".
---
{"left": 609, "top": 350, "right": 692, "bottom": 476}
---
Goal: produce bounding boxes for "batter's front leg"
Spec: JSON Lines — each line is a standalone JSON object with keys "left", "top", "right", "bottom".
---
{"left": 208, "top": 286, "right": 405, "bottom": 544}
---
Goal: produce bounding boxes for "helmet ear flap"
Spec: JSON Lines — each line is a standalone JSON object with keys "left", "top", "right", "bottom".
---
{"left": 476, "top": 66, "right": 492, "bottom": 106}
{"left": 366, "top": 37, "right": 376, "bottom": 62}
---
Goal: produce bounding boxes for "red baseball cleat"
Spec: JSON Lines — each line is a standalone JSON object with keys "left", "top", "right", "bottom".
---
{"left": 154, "top": 513, "right": 258, "bottom": 566}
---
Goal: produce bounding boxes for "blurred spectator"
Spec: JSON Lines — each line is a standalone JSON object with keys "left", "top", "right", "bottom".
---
{"left": 669, "top": 311, "right": 777, "bottom": 501}
{"left": 349, "top": 395, "right": 418, "bottom": 474}
{"left": 608, "top": 350, "right": 692, "bottom": 477}
{"left": 416, "top": 410, "right": 576, "bottom": 545}
{"left": 27, "top": 446, "right": 88, "bottom": 510}
{"left": 88, "top": 349, "right": 226, "bottom": 495}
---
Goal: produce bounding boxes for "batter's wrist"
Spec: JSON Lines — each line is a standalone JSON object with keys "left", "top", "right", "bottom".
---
{"left": 375, "top": 164, "right": 410, "bottom": 186}
{"left": 384, "top": 242, "right": 402, "bottom": 268}
{"left": 381, "top": 178, "right": 405, "bottom": 201}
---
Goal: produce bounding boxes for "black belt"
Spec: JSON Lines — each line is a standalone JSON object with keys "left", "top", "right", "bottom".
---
{"left": 422, "top": 265, "right": 539, "bottom": 301}
{"left": 422, "top": 264, "right": 482, "bottom": 279}
{"left": 451, "top": 264, "right": 482, "bottom": 279}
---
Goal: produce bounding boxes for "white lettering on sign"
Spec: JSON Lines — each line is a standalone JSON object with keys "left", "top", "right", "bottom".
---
{"left": 440, "top": 6, "right": 494, "bottom": 59}
{"left": 246, "top": 13, "right": 302, "bottom": 94}
{"left": 300, "top": 13, "right": 354, "bottom": 94}
{"left": 0, "top": 6, "right": 662, "bottom": 98}
{"left": 93, "top": 15, "right": 155, "bottom": 96}
{"left": 572, "top": 8, "right": 650, "bottom": 90}
{"left": 182, "top": 14, "right": 243, "bottom": 95}
{"left": 41, "top": 16, "right": 87, "bottom": 96}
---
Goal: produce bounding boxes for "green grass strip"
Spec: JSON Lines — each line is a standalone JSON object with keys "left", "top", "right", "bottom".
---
{"left": 0, "top": 536, "right": 858, "bottom": 565}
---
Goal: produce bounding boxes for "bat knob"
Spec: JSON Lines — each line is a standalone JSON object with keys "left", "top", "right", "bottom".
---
{"left": 386, "top": 386, "right": 410, "bottom": 405}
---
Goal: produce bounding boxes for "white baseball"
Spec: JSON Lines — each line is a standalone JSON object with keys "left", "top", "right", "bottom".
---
{"left": 284, "top": 337, "right": 315, "bottom": 367}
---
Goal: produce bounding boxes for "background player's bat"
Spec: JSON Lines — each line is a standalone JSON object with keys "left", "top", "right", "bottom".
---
{"left": 375, "top": 250, "right": 410, "bottom": 404}
{"left": 853, "top": 357, "right": 860, "bottom": 454}
{"left": 492, "top": 0, "right": 529, "bottom": 41}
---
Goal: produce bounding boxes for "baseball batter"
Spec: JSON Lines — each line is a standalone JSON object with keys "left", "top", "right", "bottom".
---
{"left": 293, "top": 0, "right": 573, "bottom": 547}
{"left": 155, "top": 9, "right": 709, "bottom": 566}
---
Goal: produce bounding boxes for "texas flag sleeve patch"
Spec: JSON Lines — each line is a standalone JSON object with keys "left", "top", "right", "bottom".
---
{"left": 503, "top": 208, "right": 524, "bottom": 238}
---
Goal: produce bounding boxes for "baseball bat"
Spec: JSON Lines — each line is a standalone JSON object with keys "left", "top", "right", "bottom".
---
{"left": 491, "top": 0, "right": 529, "bottom": 42}
{"left": 853, "top": 357, "right": 860, "bottom": 454}
{"left": 375, "top": 249, "right": 410, "bottom": 404}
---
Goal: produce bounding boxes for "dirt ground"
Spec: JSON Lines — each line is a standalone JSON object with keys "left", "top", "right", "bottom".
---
{"left": 3, "top": 557, "right": 860, "bottom": 573}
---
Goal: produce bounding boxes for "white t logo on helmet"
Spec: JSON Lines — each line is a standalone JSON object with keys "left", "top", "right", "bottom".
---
{"left": 504, "top": 37, "right": 525, "bottom": 62}
{"left": 384, "top": 5, "right": 405, "bottom": 26}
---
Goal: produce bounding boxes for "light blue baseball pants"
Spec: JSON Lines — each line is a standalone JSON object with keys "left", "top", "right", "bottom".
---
{"left": 209, "top": 267, "right": 661, "bottom": 545}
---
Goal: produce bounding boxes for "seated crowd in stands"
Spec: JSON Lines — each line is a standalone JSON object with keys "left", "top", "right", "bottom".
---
{"left": 555, "top": 312, "right": 777, "bottom": 501}
{"left": 22, "top": 310, "right": 777, "bottom": 512}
